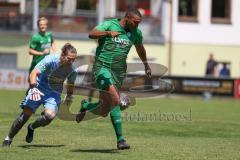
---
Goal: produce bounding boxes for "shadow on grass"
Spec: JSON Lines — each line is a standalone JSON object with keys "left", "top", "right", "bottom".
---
{"left": 70, "top": 148, "right": 119, "bottom": 154}
{"left": 19, "top": 144, "right": 65, "bottom": 148}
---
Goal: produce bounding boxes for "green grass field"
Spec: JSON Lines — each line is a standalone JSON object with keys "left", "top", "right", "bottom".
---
{"left": 0, "top": 90, "right": 240, "bottom": 160}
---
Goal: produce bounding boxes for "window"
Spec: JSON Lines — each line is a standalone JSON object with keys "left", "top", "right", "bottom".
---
{"left": 0, "top": 53, "right": 17, "bottom": 69}
{"left": 211, "top": 0, "right": 231, "bottom": 24}
{"left": 178, "top": 0, "right": 198, "bottom": 22}
{"left": 39, "top": 0, "right": 57, "bottom": 10}
{"left": 116, "top": 0, "right": 163, "bottom": 43}
{"left": 0, "top": 2, "right": 20, "bottom": 30}
{"left": 116, "top": 0, "right": 150, "bottom": 16}
{"left": 76, "top": 0, "right": 96, "bottom": 10}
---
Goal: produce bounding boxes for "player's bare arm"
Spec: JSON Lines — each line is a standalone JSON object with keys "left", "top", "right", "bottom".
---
{"left": 135, "top": 44, "right": 152, "bottom": 78}
{"left": 29, "top": 40, "right": 57, "bottom": 56}
{"left": 89, "top": 29, "right": 120, "bottom": 39}
{"left": 29, "top": 48, "right": 49, "bottom": 56}
{"left": 29, "top": 68, "right": 40, "bottom": 85}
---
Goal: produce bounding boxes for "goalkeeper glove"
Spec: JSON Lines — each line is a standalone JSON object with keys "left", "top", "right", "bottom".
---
{"left": 28, "top": 84, "right": 44, "bottom": 101}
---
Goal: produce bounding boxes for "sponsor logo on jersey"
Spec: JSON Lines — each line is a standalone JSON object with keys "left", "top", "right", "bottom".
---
{"left": 41, "top": 43, "right": 51, "bottom": 49}
{"left": 111, "top": 37, "right": 130, "bottom": 46}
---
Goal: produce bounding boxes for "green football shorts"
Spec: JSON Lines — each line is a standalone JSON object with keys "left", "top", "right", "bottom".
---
{"left": 93, "top": 66, "right": 126, "bottom": 90}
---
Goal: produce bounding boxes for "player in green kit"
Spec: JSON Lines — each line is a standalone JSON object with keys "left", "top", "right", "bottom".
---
{"left": 29, "top": 17, "right": 57, "bottom": 74}
{"left": 76, "top": 8, "right": 151, "bottom": 150}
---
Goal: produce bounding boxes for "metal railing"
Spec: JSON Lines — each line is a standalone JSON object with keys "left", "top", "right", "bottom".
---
{"left": 0, "top": 8, "right": 164, "bottom": 43}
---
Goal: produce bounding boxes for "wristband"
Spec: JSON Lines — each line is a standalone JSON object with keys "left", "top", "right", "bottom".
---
{"left": 29, "top": 83, "right": 37, "bottom": 88}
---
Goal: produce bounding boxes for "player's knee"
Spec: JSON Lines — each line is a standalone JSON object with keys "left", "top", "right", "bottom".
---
{"left": 112, "top": 97, "right": 120, "bottom": 106}
{"left": 23, "top": 107, "right": 33, "bottom": 116}
{"left": 40, "top": 112, "right": 55, "bottom": 127}
{"left": 44, "top": 109, "right": 57, "bottom": 120}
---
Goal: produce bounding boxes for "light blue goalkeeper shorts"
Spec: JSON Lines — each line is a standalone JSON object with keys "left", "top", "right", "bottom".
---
{"left": 20, "top": 88, "right": 61, "bottom": 113}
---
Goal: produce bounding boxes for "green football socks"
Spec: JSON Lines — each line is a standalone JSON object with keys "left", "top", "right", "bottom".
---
{"left": 110, "top": 106, "right": 124, "bottom": 142}
{"left": 81, "top": 101, "right": 124, "bottom": 142}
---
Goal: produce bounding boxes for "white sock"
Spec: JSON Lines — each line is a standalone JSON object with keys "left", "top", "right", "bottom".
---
{"left": 5, "top": 136, "right": 12, "bottom": 141}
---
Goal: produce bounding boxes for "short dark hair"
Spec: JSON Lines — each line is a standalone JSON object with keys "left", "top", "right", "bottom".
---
{"left": 125, "top": 8, "right": 142, "bottom": 18}
{"left": 61, "top": 43, "right": 77, "bottom": 56}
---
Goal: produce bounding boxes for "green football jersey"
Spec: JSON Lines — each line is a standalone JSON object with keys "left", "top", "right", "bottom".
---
{"left": 29, "top": 32, "right": 53, "bottom": 73}
{"left": 95, "top": 19, "right": 143, "bottom": 70}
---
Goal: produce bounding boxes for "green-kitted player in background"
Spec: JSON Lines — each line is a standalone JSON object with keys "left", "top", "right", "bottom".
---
{"left": 76, "top": 8, "right": 152, "bottom": 150}
{"left": 29, "top": 17, "right": 57, "bottom": 74}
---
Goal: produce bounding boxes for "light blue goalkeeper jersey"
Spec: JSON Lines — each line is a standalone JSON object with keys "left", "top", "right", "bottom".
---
{"left": 34, "top": 54, "right": 77, "bottom": 95}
